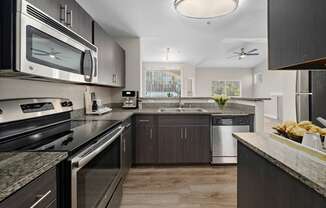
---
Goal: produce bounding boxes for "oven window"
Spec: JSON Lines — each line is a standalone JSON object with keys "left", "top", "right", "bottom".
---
{"left": 26, "top": 26, "right": 83, "bottom": 74}
{"left": 77, "top": 137, "right": 121, "bottom": 208}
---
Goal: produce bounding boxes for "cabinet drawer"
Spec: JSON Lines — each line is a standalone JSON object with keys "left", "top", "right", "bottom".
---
{"left": 135, "top": 115, "right": 155, "bottom": 126}
{"left": 0, "top": 168, "right": 57, "bottom": 208}
{"left": 158, "top": 115, "right": 210, "bottom": 126}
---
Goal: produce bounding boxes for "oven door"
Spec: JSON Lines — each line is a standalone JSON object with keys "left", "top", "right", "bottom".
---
{"left": 18, "top": 1, "right": 98, "bottom": 83}
{"left": 70, "top": 126, "right": 124, "bottom": 208}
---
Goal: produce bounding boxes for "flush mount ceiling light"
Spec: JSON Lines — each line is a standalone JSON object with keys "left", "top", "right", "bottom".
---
{"left": 174, "top": 0, "right": 239, "bottom": 19}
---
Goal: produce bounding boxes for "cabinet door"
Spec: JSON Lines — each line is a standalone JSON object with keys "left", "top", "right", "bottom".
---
{"left": 26, "top": 0, "right": 61, "bottom": 21}
{"left": 268, "top": 0, "right": 326, "bottom": 70}
{"left": 62, "top": 0, "right": 93, "bottom": 42}
{"left": 113, "top": 43, "right": 126, "bottom": 87}
{"left": 183, "top": 126, "right": 210, "bottom": 164}
{"left": 93, "top": 22, "right": 115, "bottom": 86}
{"left": 135, "top": 126, "right": 156, "bottom": 164}
{"left": 158, "top": 126, "right": 183, "bottom": 164}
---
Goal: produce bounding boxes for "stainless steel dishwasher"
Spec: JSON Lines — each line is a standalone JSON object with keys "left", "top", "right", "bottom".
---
{"left": 211, "top": 115, "right": 252, "bottom": 164}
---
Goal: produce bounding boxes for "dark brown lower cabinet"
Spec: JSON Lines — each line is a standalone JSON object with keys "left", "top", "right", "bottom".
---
{"left": 157, "top": 115, "right": 210, "bottom": 164}
{"left": 238, "top": 142, "right": 326, "bottom": 208}
{"left": 182, "top": 126, "right": 210, "bottom": 164}
{"left": 0, "top": 167, "right": 57, "bottom": 208}
{"left": 134, "top": 116, "right": 157, "bottom": 165}
{"left": 158, "top": 126, "right": 183, "bottom": 164}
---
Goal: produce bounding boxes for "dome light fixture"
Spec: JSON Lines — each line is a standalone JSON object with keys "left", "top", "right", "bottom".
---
{"left": 174, "top": 0, "right": 239, "bottom": 19}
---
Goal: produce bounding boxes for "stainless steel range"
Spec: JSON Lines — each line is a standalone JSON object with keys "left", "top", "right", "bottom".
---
{"left": 0, "top": 98, "right": 123, "bottom": 208}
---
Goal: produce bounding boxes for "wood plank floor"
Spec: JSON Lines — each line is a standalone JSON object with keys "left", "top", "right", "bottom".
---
{"left": 120, "top": 166, "right": 237, "bottom": 208}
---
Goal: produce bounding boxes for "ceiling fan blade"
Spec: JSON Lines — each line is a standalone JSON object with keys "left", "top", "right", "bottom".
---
{"left": 246, "top": 53, "right": 260, "bottom": 56}
{"left": 247, "top": 49, "right": 258, "bottom": 53}
{"left": 233, "top": 52, "right": 241, "bottom": 55}
{"left": 31, "top": 48, "right": 47, "bottom": 53}
{"left": 33, "top": 52, "right": 49, "bottom": 56}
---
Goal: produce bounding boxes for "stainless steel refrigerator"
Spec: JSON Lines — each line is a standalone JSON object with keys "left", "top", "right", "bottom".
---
{"left": 296, "top": 71, "right": 326, "bottom": 125}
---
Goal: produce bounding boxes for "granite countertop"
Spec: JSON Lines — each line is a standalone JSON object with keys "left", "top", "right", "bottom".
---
{"left": 73, "top": 107, "right": 253, "bottom": 122}
{"left": 233, "top": 133, "right": 326, "bottom": 197}
{"left": 0, "top": 152, "right": 67, "bottom": 202}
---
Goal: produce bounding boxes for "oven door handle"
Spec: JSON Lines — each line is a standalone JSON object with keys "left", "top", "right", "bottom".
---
{"left": 72, "top": 126, "right": 124, "bottom": 169}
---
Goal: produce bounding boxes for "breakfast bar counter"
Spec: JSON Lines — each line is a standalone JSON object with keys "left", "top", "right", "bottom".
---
{"left": 233, "top": 133, "right": 326, "bottom": 208}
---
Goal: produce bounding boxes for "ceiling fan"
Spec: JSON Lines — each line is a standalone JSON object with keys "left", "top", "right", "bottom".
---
{"left": 32, "top": 48, "right": 62, "bottom": 60}
{"left": 229, "top": 48, "right": 259, "bottom": 60}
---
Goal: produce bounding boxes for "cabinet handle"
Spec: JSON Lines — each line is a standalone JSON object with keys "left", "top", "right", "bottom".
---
{"left": 150, "top": 128, "right": 153, "bottom": 139}
{"left": 181, "top": 128, "right": 183, "bottom": 139}
{"left": 123, "top": 139, "right": 126, "bottom": 152}
{"left": 66, "top": 9, "right": 73, "bottom": 28}
{"left": 185, "top": 128, "right": 187, "bottom": 139}
{"left": 30, "top": 190, "right": 52, "bottom": 208}
{"left": 138, "top": 120, "right": 149, "bottom": 123}
{"left": 60, "top": 5, "right": 68, "bottom": 25}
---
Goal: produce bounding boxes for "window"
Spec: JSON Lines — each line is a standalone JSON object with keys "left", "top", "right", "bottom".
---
{"left": 143, "top": 69, "right": 181, "bottom": 97}
{"left": 212, "top": 80, "right": 241, "bottom": 96}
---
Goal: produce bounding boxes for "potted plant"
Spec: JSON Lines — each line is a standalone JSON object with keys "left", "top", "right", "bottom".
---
{"left": 212, "top": 95, "right": 229, "bottom": 111}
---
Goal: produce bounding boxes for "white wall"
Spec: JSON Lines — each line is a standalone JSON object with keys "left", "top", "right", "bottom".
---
{"left": 195, "top": 67, "right": 253, "bottom": 97}
{"left": 0, "top": 78, "right": 113, "bottom": 109}
{"left": 253, "top": 61, "right": 296, "bottom": 121}
{"left": 142, "top": 62, "right": 196, "bottom": 97}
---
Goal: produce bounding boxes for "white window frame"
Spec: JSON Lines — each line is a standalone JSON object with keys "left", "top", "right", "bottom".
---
{"left": 211, "top": 80, "right": 242, "bottom": 97}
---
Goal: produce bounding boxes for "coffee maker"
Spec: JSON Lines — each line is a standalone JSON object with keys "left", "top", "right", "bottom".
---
{"left": 122, "top": 91, "right": 139, "bottom": 109}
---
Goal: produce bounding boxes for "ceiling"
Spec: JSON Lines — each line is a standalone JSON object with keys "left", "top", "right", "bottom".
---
{"left": 77, "top": 0, "right": 268, "bottom": 68}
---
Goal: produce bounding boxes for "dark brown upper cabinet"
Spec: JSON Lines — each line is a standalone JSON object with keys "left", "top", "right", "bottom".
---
{"left": 92, "top": 22, "right": 126, "bottom": 87}
{"left": 268, "top": 0, "right": 326, "bottom": 70}
{"left": 26, "top": 0, "right": 93, "bottom": 42}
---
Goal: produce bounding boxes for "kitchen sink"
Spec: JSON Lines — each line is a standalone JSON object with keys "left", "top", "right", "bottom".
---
{"left": 158, "top": 108, "right": 183, "bottom": 112}
{"left": 158, "top": 108, "right": 207, "bottom": 113}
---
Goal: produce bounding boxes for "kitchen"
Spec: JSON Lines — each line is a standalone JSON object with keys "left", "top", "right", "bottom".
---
{"left": 0, "top": 0, "right": 325, "bottom": 208}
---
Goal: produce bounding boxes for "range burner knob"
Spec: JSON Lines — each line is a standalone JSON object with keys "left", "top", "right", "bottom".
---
{"left": 61, "top": 101, "right": 73, "bottom": 107}
{"left": 61, "top": 101, "right": 68, "bottom": 107}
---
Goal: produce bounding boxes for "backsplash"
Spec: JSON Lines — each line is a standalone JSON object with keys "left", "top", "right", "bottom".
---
{"left": 0, "top": 78, "right": 115, "bottom": 109}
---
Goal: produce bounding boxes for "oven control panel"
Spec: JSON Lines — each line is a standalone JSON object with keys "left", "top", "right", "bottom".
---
{"left": 21, "top": 102, "right": 54, "bottom": 113}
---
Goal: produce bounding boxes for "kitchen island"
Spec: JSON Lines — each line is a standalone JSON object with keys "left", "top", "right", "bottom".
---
{"left": 233, "top": 133, "right": 326, "bottom": 208}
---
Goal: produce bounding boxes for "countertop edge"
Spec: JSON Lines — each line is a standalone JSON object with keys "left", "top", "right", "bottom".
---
{"left": 0, "top": 152, "right": 68, "bottom": 202}
{"left": 233, "top": 133, "right": 326, "bottom": 198}
{"left": 139, "top": 97, "right": 271, "bottom": 101}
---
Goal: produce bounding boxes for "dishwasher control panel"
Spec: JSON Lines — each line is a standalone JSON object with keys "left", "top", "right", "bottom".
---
{"left": 212, "top": 115, "right": 252, "bottom": 126}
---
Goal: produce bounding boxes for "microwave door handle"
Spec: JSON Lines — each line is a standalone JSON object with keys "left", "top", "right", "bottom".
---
{"left": 72, "top": 126, "right": 124, "bottom": 169}
{"left": 93, "top": 57, "right": 97, "bottom": 77}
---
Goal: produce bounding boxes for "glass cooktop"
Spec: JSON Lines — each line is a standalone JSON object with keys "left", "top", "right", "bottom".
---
{"left": 0, "top": 120, "right": 121, "bottom": 155}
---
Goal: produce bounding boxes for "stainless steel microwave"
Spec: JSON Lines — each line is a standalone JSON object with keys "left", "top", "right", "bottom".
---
{"left": 0, "top": 0, "right": 98, "bottom": 84}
